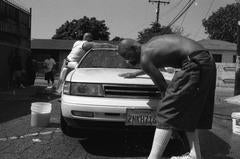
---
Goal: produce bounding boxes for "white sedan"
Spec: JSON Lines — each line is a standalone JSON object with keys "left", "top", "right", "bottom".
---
{"left": 60, "top": 48, "right": 187, "bottom": 151}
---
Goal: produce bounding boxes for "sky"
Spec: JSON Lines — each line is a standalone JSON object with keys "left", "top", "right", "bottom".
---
{"left": 18, "top": 0, "right": 237, "bottom": 41}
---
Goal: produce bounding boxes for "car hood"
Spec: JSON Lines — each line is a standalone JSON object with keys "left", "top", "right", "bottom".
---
{"left": 67, "top": 68, "right": 174, "bottom": 85}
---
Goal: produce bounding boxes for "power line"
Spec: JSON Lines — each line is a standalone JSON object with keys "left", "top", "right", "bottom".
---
{"left": 180, "top": 8, "right": 189, "bottom": 27}
{"left": 167, "top": 0, "right": 195, "bottom": 27}
{"left": 167, "top": 0, "right": 192, "bottom": 26}
{"left": 193, "top": 0, "right": 216, "bottom": 39}
{"left": 179, "top": 0, "right": 193, "bottom": 27}
{"left": 168, "top": 0, "right": 195, "bottom": 27}
{"left": 161, "top": 0, "right": 184, "bottom": 17}
{"left": 205, "top": 0, "right": 216, "bottom": 18}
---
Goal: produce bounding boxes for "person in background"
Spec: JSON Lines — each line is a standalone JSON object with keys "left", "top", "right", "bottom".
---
{"left": 118, "top": 34, "right": 216, "bottom": 159}
{"left": 56, "top": 32, "right": 116, "bottom": 94}
{"left": 43, "top": 55, "right": 56, "bottom": 88}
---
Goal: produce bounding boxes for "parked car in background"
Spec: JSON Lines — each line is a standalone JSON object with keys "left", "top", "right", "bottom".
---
{"left": 60, "top": 47, "right": 188, "bottom": 153}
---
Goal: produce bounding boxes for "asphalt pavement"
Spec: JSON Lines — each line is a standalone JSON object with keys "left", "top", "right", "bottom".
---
{"left": 0, "top": 80, "right": 240, "bottom": 158}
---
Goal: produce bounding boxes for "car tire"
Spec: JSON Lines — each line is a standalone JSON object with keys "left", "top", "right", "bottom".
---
{"left": 60, "top": 114, "right": 77, "bottom": 137}
{"left": 60, "top": 114, "right": 90, "bottom": 138}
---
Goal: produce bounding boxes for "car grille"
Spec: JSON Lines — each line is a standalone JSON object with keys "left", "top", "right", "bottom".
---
{"left": 103, "top": 84, "right": 161, "bottom": 98}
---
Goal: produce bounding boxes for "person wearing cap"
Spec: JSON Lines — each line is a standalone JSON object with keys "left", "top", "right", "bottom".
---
{"left": 56, "top": 32, "right": 115, "bottom": 94}
{"left": 118, "top": 34, "right": 216, "bottom": 159}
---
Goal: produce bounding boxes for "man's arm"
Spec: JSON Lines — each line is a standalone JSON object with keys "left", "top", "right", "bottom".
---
{"left": 66, "top": 61, "right": 78, "bottom": 69}
{"left": 141, "top": 59, "right": 167, "bottom": 92}
{"left": 119, "top": 70, "right": 145, "bottom": 78}
{"left": 83, "top": 42, "right": 116, "bottom": 51}
{"left": 118, "top": 67, "right": 167, "bottom": 78}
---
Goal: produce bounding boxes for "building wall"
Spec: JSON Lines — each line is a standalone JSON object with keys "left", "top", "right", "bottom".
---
{"left": 216, "top": 63, "right": 235, "bottom": 88}
{"left": 0, "top": 0, "right": 31, "bottom": 90}
{"left": 0, "top": 45, "right": 12, "bottom": 88}
{"left": 209, "top": 50, "right": 236, "bottom": 63}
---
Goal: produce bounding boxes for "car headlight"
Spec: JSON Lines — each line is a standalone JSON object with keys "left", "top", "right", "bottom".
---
{"left": 69, "top": 82, "right": 104, "bottom": 97}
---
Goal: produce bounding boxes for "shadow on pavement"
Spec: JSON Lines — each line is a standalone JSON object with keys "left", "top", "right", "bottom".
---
{"left": 0, "top": 100, "right": 34, "bottom": 123}
{"left": 80, "top": 132, "right": 188, "bottom": 158}
{"left": 0, "top": 86, "right": 59, "bottom": 123}
{"left": 48, "top": 122, "right": 60, "bottom": 128}
{"left": 199, "top": 130, "right": 233, "bottom": 159}
{"left": 80, "top": 130, "right": 235, "bottom": 158}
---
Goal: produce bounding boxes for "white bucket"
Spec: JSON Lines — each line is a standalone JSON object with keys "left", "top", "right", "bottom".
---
{"left": 231, "top": 112, "right": 240, "bottom": 135}
{"left": 31, "top": 102, "right": 52, "bottom": 127}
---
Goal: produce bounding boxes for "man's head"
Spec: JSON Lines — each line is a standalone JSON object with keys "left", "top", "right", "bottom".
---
{"left": 83, "top": 32, "right": 93, "bottom": 42}
{"left": 118, "top": 39, "right": 141, "bottom": 66}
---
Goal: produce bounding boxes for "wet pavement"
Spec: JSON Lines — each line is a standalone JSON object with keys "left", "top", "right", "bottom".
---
{"left": 0, "top": 85, "right": 240, "bottom": 159}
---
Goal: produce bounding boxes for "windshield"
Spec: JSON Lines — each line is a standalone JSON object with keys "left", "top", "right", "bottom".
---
{"left": 78, "top": 49, "right": 140, "bottom": 69}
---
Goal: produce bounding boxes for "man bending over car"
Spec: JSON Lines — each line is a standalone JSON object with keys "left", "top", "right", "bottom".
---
{"left": 118, "top": 34, "right": 216, "bottom": 159}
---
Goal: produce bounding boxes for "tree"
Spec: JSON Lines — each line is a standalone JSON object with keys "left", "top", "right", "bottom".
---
{"left": 111, "top": 36, "right": 123, "bottom": 42}
{"left": 137, "top": 22, "right": 173, "bottom": 44}
{"left": 52, "top": 16, "right": 110, "bottom": 40}
{"left": 202, "top": 3, "right": 240, "bottom": 43}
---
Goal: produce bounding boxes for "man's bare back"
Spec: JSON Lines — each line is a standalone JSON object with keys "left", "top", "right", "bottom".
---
{"left": 118, "top": 34, "right": 206, "bottom": 91}
{"left": 141, "top": 34, "right": 205, "bottom": 68}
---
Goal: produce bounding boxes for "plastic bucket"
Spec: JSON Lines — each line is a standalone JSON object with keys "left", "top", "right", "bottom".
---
{"left": 231, "top": 112, "right": 240, "bottom": 135}
{"left": 31, "top": 102, "right": 52, "bottom": 127}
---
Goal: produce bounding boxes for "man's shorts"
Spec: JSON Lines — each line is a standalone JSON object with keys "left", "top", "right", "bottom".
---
{"left": 156, "top": 50, "right": 216, "bottom": 131}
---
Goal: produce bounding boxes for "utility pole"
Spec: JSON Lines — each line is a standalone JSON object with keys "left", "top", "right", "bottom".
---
{"left": 148, "top": 0, "right": 170, "bottom": 24}
{"left": 234, "top": 20, "right": 240, "bottom": 95}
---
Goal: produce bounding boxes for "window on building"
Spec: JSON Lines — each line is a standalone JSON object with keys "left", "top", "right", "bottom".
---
{"left": 212, "top": 54, "right": 222, "bottom": 62}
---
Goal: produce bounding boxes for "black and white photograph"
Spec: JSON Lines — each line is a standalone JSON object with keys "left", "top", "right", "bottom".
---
{"left": 0, "top": 0, "right": 240, "bottom": 158}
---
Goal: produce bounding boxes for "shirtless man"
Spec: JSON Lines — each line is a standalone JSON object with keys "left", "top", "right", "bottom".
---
{"left": 118, "top": 34, "right": 216, "bottom": 159}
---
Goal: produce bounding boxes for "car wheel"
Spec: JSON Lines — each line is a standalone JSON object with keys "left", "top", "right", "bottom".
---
{"left": 60, "top": 114, "right": 90, "bottom": 138}
{"left": 60, "top": 114, "right": 77, "bottom": 137}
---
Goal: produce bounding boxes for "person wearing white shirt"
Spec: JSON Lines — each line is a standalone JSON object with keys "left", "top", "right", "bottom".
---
{"left": 44, "top": 55, "right": 56, "bottom": 88}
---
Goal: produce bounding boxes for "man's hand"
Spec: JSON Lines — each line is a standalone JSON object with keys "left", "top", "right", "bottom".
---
{"left": 67, "top": 61, "right": 78, "bottom": 69}
{"left": 119, "top": 72, "right": 137, "bottom": 78}
{"left": 119, "top": 70, "right": 145, "bottom": 78}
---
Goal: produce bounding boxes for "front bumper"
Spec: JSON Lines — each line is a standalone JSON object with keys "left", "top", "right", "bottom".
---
{"left": 63, "top": 116, "right": 156, "bottom": 133}
{"left": 61, "top": 94, "right": 160, "bottom": 122}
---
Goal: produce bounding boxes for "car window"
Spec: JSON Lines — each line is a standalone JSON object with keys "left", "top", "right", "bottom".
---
{"left": 78, "top": 49, "right": 140, "bottom": 69}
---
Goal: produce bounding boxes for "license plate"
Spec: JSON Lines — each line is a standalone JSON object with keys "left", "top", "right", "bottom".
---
{"left": 125, "top": 109, "right": 157, "bottom": 126}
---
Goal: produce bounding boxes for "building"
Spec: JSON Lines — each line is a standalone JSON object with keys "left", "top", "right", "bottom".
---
{"left": 31, "top": 39, "right": 75, "bottom": 63}
{"left": 0, "top": 0, "right": 31, "bottom": 90}
{"left": 31, "top": 39, "right": 76, "bottom": 75}
{"left": 198, "top": 39, "right": 237, "bottom": 63}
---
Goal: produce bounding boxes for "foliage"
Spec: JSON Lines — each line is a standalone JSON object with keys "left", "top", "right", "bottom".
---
{"left": 172, "top": 26, "right": 184, "bottom": 36}
{"left": 202, "top": 3, "right": 240, "bottom": 43}
{"left": 52, "top": 16, "right": 110, "bottom": 40}
{"left": 137, "top": 22, "right": 174, "bottom": 44}
{"left": 111, "top": 36, "right": 123, "bottom": 42}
